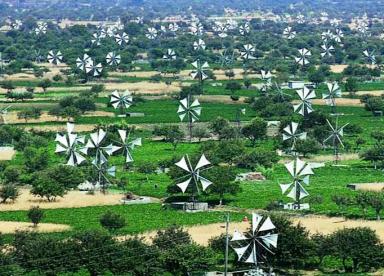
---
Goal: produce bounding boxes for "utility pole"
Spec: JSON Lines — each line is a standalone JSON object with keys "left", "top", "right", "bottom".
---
{"left": 224, "top": 212, "right": 230, "bottom": 276}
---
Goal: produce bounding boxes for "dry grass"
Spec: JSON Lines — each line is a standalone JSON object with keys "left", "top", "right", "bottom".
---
{"left": 0, "top": 188, "right": 124, "bottom": 211}
{"left": 96, "top": 81, "right": 182, "bottom": 94}
{"left": 350, "top": 183, "right": 384, "bottom": 192}
{"left": 311, "top": 98, "right": 363, "bottom": 107}
{"left": 0, "top": 221, "right": 70, "bottom": 234}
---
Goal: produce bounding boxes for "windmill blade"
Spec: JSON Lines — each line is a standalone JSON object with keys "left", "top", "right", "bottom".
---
{"left": 176, "top": 178, "right": 192, "bottom": 193}
{"left": 259, "top": 233, "right": 278, "bottom": 249}
{"left": 233, "top": 244, "right": 251, "bottom": 261}
{"left": 231, "top": 230, "right": 248, "bottom": 241}
{"left": 175, "top": 156, "right": 191, "bottom": 172}
{"left": 252, "top": 213, "right": 263, "bottom": 234}
{"left": 199, "top": 176, "right": 213, "bottom": 191}
{"left": 258, "top": 217, "right": 276, "bottom": 232}
{"left": 55, "top": 144, "right": 67, "bottom": 153}
{"left": 195, "top": 154, "right": 210, "bottom": 170}
{"left": 244, "top": 246, "right": 257, "bottom": 264}
{"left": 285, "top": 160, "right": 295, "bottom": 177}
{"left": 118, "top": 129, "right": 127, "bottom": 142}
{"left": 280, "top": 183, "right": 292, "bottom": 194}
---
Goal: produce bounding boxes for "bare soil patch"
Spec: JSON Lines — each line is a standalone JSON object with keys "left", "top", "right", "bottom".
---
{"left": 0, "top": 188, "right": 124, "bottom": 211}
{"left": 95, "top": 81, "right": 181, "bottom": 94}
{"left": 312, "top": 98, "right": 363, "bottom": 107}
{"left": 0, "top": 147, "right": 16, "bottom": 161}
{"left": 0, "top": 221, "right": 70, "bottom": 234}
{"left": 349, "top": 183, "right": 384, "bottom": 192}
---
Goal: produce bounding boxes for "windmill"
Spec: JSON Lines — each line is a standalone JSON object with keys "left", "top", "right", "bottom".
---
{"left": 0, "top": 105, "right": 11, "bottom": 124}
{"left": 110, "top": 90, "right": 133, "bottom": 117}
{"left": 163, "top": 49, "right": 176, "bottom": 60}
{"left": 272, "top": 82, "right": 290, "bottom": 102}
{"left": 0, "top": 53, "right": 8, "bottom": 73}
{"left": 322, "top": 82, "right": 341, "bottom": 114}
{"left": 231, "top": 213, "right": 278, "bottom": 273}
{"left": 293, "top": 87, "right": 316, "bottom": 116}
{"left": 177, "top": 96, "right": 201, "bottom": 140}
{"left": 47, "top": 50, "right": 63, "bottom": 65}
{"left": 260, "top": 70, "right": 272, "bottom": 94}
{"left": 193, "top": 39, "right": 206, "bottom": 51}
{"left": 363, "top": 49, "right": 376, "bottom": 65}
{"left": 115, "top": 129, "right": 142, "bottom": 164}
{"left": 323, "top": 118, "right": 348, "bottom": 163}
{"left": 91, "top": 33, "right": 102, "bottom": 46}
{"left": 283, "top": 26, "right": 296, "bottom": 39}
{"left": 334, "top": 28, "right": 344, "bottom": 43}
{"left": 76, "top": 54, "right": 91, "bottom": 72}
{"left": 106, "top": 52, "right": 121, "bottom": 67}
{"left": 295, "top": 48, "right": 311, "bottom": 66}
{"left": 191, "top": 59, "right": 209, "bottom": 91}
{"left": 145, "top": 27, "right": 158, "bottom": 40}
{"left": 85, "top": 60, "right": 103, "bottom": 77}
{"left": 34, "top": 50, "right": 44, "bottom": 63}
{"left": 190, "top": 22, "right": 204, "bottom": 36}
{"left": 174, "top": 154, "right": 212, "bottom": 201}
{"left": 34, "top": 22, "right": 47, "bottom": 35}
{"left": 280, "top": 158, "right": 314, "bottom": 209}
{"left": 239, "top": 22, "right": 251, "bottom": 36}
{"left": 219, "top": 48, "right": 235, "bottom": 69}
{"left": 115, "top": 32, "right": 129, "bottom": 46}
{"left": 169, "top": 22, "right": 180, "bottom": 33}
{"left": 283, "top": 122, "right": 307, "bottom": 151}
{"left": 55, "top": 122, "right": 87, "bottom": 166}
{"left": 320, "top": 43, "right": 334, "bottom": 58}
{"left": 296, "top": 14, "right": 305, "bottom": 24}
{"left": 240, "top": 44, "right": 256, "bottom": 78}
{"left": 85, "top": 128, "right": 120, "bottom": 192}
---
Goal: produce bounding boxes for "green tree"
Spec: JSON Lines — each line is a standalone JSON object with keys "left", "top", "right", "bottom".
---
{"left": 241, "top": 117, "right": 267, "bottom": 146}
{"left": 345, "top": 78, "right": 358, "bottom": 96}
{"left": 31, "top": 172, "right": 67, "bottom": 201}
{"left": 295, "top": 138, "right": 321, "bottom": 157}
{"left": 152, "top": 225, "right": 191, "bottom": 250}
{"left": 0, "top": 184, "right": 19, "bottom": 203}
{"left": 207, "top": 166, "right": 241, "bottom": 205}
{"left": 367, "top": 191, "right": 384, "bottom": 220}
{"left": 27, "top": 206, "right": 44, "bottom": 227}
{"left": 99, "top": 211, "right": 126, "bottom": 232}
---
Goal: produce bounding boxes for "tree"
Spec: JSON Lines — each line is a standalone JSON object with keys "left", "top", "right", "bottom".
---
{"left": 23, "top": 147, "right": 49, "bottom": 172}
{"left": 225, "top": 81, "right": 242, "bottom": 95}
{"left": 192, "top": 125, "right": 210, "bottom": 142}
{"left": 241, "top": 117, "right": 267, "bottom": 146}
{"left": 46, "top": 165, "right": 84, "bottom": 190}
{"left": 27, "top": 206, "right": 44, "bottom": 227}
{"left": 345, "top": 77, "right": 358, "bottom": 97}
{"left": 38, "top": 79, "right": 52, "bottom": 93}
{"left": 209, "top": 116, "right": 230, "bottom": 136}
{"left": 31, "top": 172, "right": 67, "bottom": 201}
{"left": 355, "top": 191, "right": 371, "bottom": 218}
{"left": 74, "top": 97, "right": 96, "bottom": 114}
{"left": 99, "top": 211, "right": 126, "bottom": 232}
{"left": 0, "top": 184, "right": 19, "bottom": 203}
{"left": 330, "top": 227, "right": 383, "bottom": 272}
{"left": 295, "top": 138, "right": 321, "bottom": 157}
{"left": 1, "top": 80, "right": 15, "bottom": 93}
{"left": 160, "top": 243, "right": 216, "bottom": 275}
{"left": 153, "top": 125, "right": 184, "bottom": 150}
{"left": 207, "top": 166, "right": 241, "bottom": 205}
{"left": 17, "top": 107, "right": 42, "bottom": 122}
{"left": 152, "top": 225, "right": 191, "bottom": 250}
{"left": 367, "top": 192, "right": 384, "bottom": 220}
{"left": 332, "top": 195, "right": 353, "bottom": 217}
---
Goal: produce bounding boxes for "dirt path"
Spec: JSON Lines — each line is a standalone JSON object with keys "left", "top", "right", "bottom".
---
{"left": 0, "top": 221, "right": 70, "bottom": 234}
{"left": 0, "top": 188, "right": 124, "bottom": 211}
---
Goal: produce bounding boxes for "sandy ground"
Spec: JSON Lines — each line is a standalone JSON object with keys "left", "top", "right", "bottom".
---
{"left": 94, "top": 81, "right": 182, "bottom": 94}
{"left": 26, "top": 124, "right": 98, "bottom": 132}
{"left": 350, "top": 183, "right": 384, "bottom": 192}
{"left": 122, "top": 214, "right": 384, "bottom": 245}
{"left": 198, "top": 95, "right": 246, "bottom": 104}
{"left": 0, "top": 221, "right": 70, "bottom": 234}
{"left": 4, "top": 111, "right": 114, "bottom": 124}
{"left": 0, "top": 188, "right": 124, "bottom": 211}
{"left": 0, "top": 147, "right": 16, "bottom": 161}
{"left": 311, "top": 98, "right": 363, "bottom": 107}
{"left": 306, "top": 153, "right": 359, "bottom": 162}
{"left": 353, "top": 90, "right": 384, "bottom": 96}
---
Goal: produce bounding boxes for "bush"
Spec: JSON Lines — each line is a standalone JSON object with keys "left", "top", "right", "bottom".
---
{"left": 99, "top": 211, "right": 126, "bottom": 232}
{"left": 27, "top": 206, "right": 44, "bottom": 227}
{"left": 0, "top": 184, "right": 19, "bottom": 203}
{"left": 152, "top": 225, "right": 191, "bottom": 250}
{"left": 236, "top": 150, "right": 279, "bottom": 169}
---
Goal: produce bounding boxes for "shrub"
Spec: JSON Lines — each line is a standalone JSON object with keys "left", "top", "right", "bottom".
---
{"left": 0, "top": 184, "right": 19, "bottom": 203}
{"left": 27, "top": 206, "right": 44, "bottom": 227}
{"left": 99, "top": 211, "right": 126, "bottom": 232}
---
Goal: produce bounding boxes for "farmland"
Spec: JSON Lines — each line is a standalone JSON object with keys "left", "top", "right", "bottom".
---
{"left": 1, "top": 0, "right": 384, "bottom": 275}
